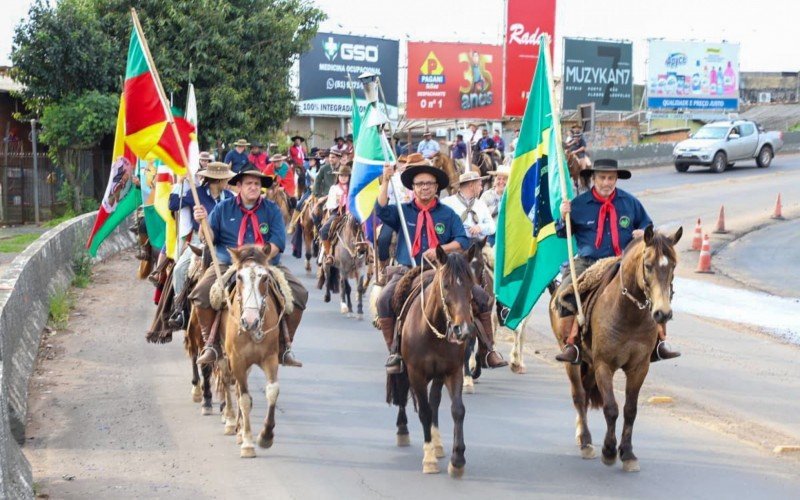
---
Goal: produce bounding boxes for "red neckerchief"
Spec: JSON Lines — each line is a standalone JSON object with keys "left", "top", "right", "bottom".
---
{"left": 235, "top": 195, "right": 264, "bottom": 246}
{"left": 338, "top": 181, "right": 349, "bottom": 210}
{"left": 411, "top": 198, "right": 439, "bottom": 257}
{"left": 592, "top": 188, "right": 621, "bottom": 256}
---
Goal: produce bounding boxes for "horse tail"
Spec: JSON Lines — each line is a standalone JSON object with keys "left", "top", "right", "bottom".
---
{"left": 581, "top": 363, "right": 604, "bottom": 409}
{"left": 386, "top": 371, "right": 410, "bottom": 408}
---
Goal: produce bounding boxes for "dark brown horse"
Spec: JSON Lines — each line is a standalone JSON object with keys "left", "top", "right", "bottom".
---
{"left": 548, "top": 225, "right": 682, "bottom": 471}
{"left": 388, "top": 246, "right": 478, "bottom": 477}
{"left": 463, "top": 238, "right": 492, "bottom": 392}
{"left": 327, "top": 213, "right": 372, "bottom": 318}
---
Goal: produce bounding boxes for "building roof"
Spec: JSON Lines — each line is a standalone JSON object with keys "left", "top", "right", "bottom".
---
{"left": 0, "top": 66, "right": 24, "bottom": 93}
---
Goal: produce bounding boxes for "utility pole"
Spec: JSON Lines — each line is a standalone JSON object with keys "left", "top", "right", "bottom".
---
{"left": 30, "top": 119, "right": 40, "bottom": 224}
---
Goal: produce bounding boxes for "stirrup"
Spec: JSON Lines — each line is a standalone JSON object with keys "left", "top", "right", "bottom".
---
{"left": 385, "top": 355, "right": 404, "bottom": 375}
{"left": 555, "top": 344, "right": 581, "bottom": 365}
{"left": 281, "top": 348, "right": 303, "bottom": 367}
{"left": 197, "top": 345, "right": 219, "bottom": 365}
{"left": 484, "top": 349, "right": 509, "bottom": 368}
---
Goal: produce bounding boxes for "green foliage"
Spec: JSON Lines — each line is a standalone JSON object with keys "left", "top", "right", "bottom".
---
{"left": 72, "top": 252, "right": 93, "bottom": 288}
{"left": 43, "top": 212, "right": 76, "bottom": 228}
{"left": 0, "top": 233, "right": 42, "bottom": 253}
{"left": 48, "top": 289, "right": 73, "bottom": 330}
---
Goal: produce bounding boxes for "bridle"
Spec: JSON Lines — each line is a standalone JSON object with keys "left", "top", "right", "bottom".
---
{"left": 236, "top": 261, "right": 284, "bottom": 341}
{"left": 335, "top": 214, "right": 370, "bottom": 260}
{"left": 419, "top": 259, "right": 472, "bottom": 343}
{"left": 619, "top": 245, "right": 674, "bottom": 311}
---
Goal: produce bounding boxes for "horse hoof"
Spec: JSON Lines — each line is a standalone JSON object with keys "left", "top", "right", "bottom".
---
{"left": 463, "top": 376, "right": 474, "bottom": 394}
{"left": 601, "top": 453, "right": 617, "bottom": 466}
{"left": 191, "top": 385, "right": 203, "bottom": 403}
{"left": 623, "top": 459, "right": 640, "bottom": 472}
{"left": 510, "top": 363, "right": 527, "bottom": 375}
{"left": 396, "top": 434, "right": 410, "bottom": 447}
{"left": 340, "top": 304, "right": 349, "bottom": 314}
{"left": 356, "top": 314, "right": 363, "bottom": 321}
{"left": 240, "top": 446, "right": 256, "bottom": 459}
{"left": 580, "top": 444, "right": 597, "bottom": 460}
{"left": 422, "top": 462, "right": 440, "bottom": 474}
{"left": 224, "top": 424, "right": 237, "bottom": 436}
{"left": 448, "top": 462, "right": 465, "bottom": 479}
{"left": 201, "top": 405, "right": 213, "bottom": 416}
{"left": 258, "top": 435, "right": 274, "bottom": 449}
{"left": 435, "top": 445, "right": 445, "bottom": 459}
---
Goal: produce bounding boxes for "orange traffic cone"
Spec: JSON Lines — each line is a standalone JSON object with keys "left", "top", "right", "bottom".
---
{"left": 771, "top": 194, "right": 784, "bottom": 220}
{"left": 713, "top": 205, "right": 728, "bottom": 234}
{"left": 691, "top": 218, "right": 703, "bottom": 250}
{"left": 695, "top": 234, "right": 713, "bottom": 273}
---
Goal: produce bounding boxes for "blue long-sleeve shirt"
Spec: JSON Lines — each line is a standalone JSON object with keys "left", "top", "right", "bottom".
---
{"left": 375, "top": 199, "right": 468, "bottom": 267}
{"left": 207, "top": 196, "right": 286, "bottom": 265}
{"left": 224, "top": 149, "right": 250, "bottom": 173}
{"left": 169, "top": 186, "right": 233, "bottom": 232}
{"left": 556, "top": 188, "right": 652, "bottom": 260}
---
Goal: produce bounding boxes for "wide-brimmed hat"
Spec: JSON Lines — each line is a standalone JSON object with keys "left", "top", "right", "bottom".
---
{"left": 233, "top": 138, "right": 250, "bottom": 147}
{"left": 333, "top": 164, "right": 352, "bottom": 176}
{"left": 229, "top": 163, "right": 274, "bottom": 188}
{"left": 489, "top": 164, "right": 511, "bottom": 177}
{"left": 198, "top": 161, "right": 235, "bottom": 180}
{"left": 456, "top": 171, "right": 488, "bottom": 185}
{"left": 579, "top": 159, "right": 631, "bottom": 180}
{"left": 198, "top": 151, "right": 213, "bottom": 163}
{"left": 250, "top": 141, "right": 264, "bottom": 149}
{"left": 334, "top": 136, "right": 345, "bottom": 142}
{"left": 269, "top": 153, "right": 287, "bottom": 163}
{"left": 397, "top": 154, "right": 408, "bottom": 163}
{"left": 291, "top": 135, "right": 305, "bottom": 142}
{"left": 400, "top": 154, "right": 449, "bottom": 191}
{"left": 327, "top": 149, "right": 342, "bottom": 157}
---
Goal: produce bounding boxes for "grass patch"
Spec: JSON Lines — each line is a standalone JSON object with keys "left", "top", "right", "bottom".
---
{"left": 71, "top": 252, "right": 93, "bottom": 288}
{"left": 0, "top": 233, "right": 42, "bottom": 253}
{"left": 42, "top": 212, "right": 76, "bottom": 228}
{"left": 48, "top": 289, "right": 73, "bottom": 330}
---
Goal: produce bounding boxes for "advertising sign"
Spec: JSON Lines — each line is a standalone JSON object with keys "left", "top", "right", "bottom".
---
{"left": 563, "top": 38, "right": 633, "bottom": 112}
{"left": 406, "top": 42, "right": 504, "bottom": 120}
{"left": 503, "top": 0, "right": 556, "bottom": 117}
{"left": 647, "top": 40, "right": 740, "bottom": 110}
{"left": 298, "top": 32, "right": 399, "bottom": 118}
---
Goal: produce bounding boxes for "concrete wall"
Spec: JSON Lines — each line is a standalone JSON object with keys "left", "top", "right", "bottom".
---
{"left": 0, "top": 212, "right": 135, "bottom": 499}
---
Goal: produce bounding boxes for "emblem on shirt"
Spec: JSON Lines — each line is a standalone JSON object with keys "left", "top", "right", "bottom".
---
{"left": 434, "top": 222, "right": 445, "bottom": 235}
{"left": 619, "top": 216, "right": 631, "bottom": 229}
{"left": 259, "top": 223, "right": 269, "bottom": 234}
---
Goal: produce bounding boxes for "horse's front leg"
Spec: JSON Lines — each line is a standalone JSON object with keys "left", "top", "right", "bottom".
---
{"left": 509, "top": 317, "right": 527, "bottom": 374}
{"left": 258, "top": 358, "right": 280, "bottom": 449}
{"left": 219, "top": 362, "right": 238, "bottom": 435}
{"left": 232, "top": 363, "right": 255, "bottom": 458}
{"left": 339, "top": 275, "right": 350, "bottom": 315}
{"left": 356, "top": 272, "right": 365, "bottom": 319}
{"left": 201, "top": 363, "right": 213, "bottom": 415}
{"left": 191, "top": 354, "right": 202, "bottom": 402}
{"left": 595, "top": 363, "right": 619, "bottom": 466}
{"left": 619, "top": 364, "right": 649, "bottom": 472}
{"left": 429, "top": 378, "right": 445, "bottom": 459}
{"left": 409, "top": 371, "right": 438, "bottom": 474}
{"left": 462, "top": 338, "right": 475, "bottom": 394}
{"left": 445, "top": 370, "right": 466, "bottom": 478}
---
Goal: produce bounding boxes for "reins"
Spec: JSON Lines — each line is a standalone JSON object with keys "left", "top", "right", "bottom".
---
{"left": 417, "top": 257, "right": 468, "bottom": 344}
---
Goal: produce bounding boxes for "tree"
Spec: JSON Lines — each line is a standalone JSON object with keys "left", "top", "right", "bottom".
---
{"left": 39, "top": 92, "right": 119, "bottom": 212}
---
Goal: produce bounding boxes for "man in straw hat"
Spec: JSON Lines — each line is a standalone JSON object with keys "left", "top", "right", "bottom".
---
{"left": 374, "top": 156, "right": 507, "bottom": 373}
{"left": 416, "top": 131, "right": 440, "bottom": 159}
{"left": 554, "top": 159, "right": 680, "bottom": 365}
{"left": 225, "top": 138, "right": 250, "bottom": 174}
{"left": 190, "top": 163, "right": 308, "bottom": 367}
{"left": 441, "top": 171, "right": 495, "bottom": 243}
{"left": 480, "top": 162, "right": 510, "bottom": 245}
{"left": 319, "top": 162, "right": 352, "bottom": 265}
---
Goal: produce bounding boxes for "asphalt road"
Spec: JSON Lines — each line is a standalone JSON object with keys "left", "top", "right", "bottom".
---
{"left": 25, "top": 156, "right": 800, "bottom": 498}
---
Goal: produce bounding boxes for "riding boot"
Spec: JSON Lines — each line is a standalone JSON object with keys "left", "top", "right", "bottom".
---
{"left": 376, "top": 259, "right": 390, "bottom": 287}
{"left": 651, "top": 323, "right": 681, "bottom": 362}
{"left": 382, "top": 318, "right": 404, "bottom": 374}
{"left": 316, "top": 265, "right": 325, "bottom": 290}
{"left": 555, "top": 317, "right": 581, "bottom": 364}
{"left": 279, "top": 319, "right": 303, "bottom": 367}
{"left": 378, "top": 317, "right": 396, "bottom": 351}
{"left": 476, "top": 311, "right": 508, "bottom": 368}
{"left": 196, "top": 307, "right": 221, "bottom": 366}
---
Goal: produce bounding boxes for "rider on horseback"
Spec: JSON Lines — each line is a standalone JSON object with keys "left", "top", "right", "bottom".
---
{"left": 319, "top": 163, "right": 351, "bottom": 265}
{"left": 190, "top": 163, "right": 308, "bottom": 367}
{"left": 376, "top": 154, "right": 412, "bottom": 286}
{"left": 474, "top": 128, "right": 498, "bottom": 171}
{"left": 375, "top": 157, "right": 507, "bottom": 375}
{"left": 554, "top": 159, "right": 680, "bottom": 365}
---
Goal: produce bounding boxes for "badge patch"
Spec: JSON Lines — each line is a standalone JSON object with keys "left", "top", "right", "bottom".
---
{"left": 259, "top": 222, "right": 269, "bottom": 234}
{"left": 434, "top": 222, "right": 445, "bottom": 235}
{"left": 619, "top": 216, "right": 631, "bottom": 229}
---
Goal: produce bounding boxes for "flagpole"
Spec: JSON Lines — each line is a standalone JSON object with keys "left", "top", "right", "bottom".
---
{"left": 541, "top": 34, "right": 585, "bottom": 326}
{"left": 377, "top": 129, "right": 415, "bottom": 268}
{"left": 130, "top": 8, "right": 229, "bottom": 306}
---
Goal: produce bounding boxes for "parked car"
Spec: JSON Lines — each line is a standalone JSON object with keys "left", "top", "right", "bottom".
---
{"left": 672, "top": 120, "right": 783, "bottom": 173}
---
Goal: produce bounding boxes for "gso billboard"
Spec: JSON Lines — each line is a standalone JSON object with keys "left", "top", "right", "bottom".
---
{"left": 562, "top": 38, "right": 633, "bottom": 112}
{"left": 647, "top": 40, "right": 740, "bottom": 110}
{"left": 406, "top": 42, "right": 504, "bottom": 120}
{"left": 298, "top": 32, "right": 399, "bottom": 118}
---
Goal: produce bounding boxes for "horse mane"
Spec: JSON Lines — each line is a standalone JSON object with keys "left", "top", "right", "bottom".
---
{"left": 623, "top": 231, "right": 677, "bottom": 264}
{"left": 232, "top": 244, "right": 269, "bottom": 267}
{"left": 442, "top": 252, "right": 473, "bottom": 284}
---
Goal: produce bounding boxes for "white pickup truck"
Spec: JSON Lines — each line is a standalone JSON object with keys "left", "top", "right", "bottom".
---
{"left": 672, "top": 120, "right": 784, "bottom": 173}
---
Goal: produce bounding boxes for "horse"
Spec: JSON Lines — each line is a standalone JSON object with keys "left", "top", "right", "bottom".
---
{"left": 471, "top": 150, "right": 498, "bottom": 189}
{"left": 567, "top": 151, "right": 591, "bottom": 194}
{"left": 387, "top": 245, "right": 479, "bottom": 477}
{"left": 462, "top": 238, "right": 493, "bottom": 393}
{"left": 217, "top": 244, "right": 294, "bottom": 458}
{"left": 264, "top": 186, "right": 292, "bottom": 226}
{"left": 294, "top": 195, "right": 320, "bottom": 273}
{"left": 130, "top": 208, "right": 158, "bottom": 280}
{"left": 323, "top": 213, "right": 372, "bottom": 318}
{"left": 181, "top": 246, "right": 215, "bottom": 414}
{"left": 548, "top": 225, "right": 682, "bottom": 471}
{"left": 430, "top": 152, "right": 460, "bottom": 194}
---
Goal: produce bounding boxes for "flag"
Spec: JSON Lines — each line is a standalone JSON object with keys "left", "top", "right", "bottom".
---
{"left": 154, "top": 164, "right": 177, "bottom": 258}
{"left": 176, "top": 83, "right": 200, "bottom": 241}
{"left": 86, "top": 97, "right": 141, "bottom": 256}
{"left": 350, "top": 81, "right": 362, "bottom": 139}
{"left": 348, "top": 102, "right": 395, "bottom": 222}
{"left": 494, "top": 35, "right": 574, "bottom": 330}
{"left": 139, "top": 157, "right": 166, "bottom": 250}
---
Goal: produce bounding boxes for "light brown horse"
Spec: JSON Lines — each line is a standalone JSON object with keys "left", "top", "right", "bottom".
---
{"left": 296, "top": 195, "right": 319, "bottom": 273}
{"left": 219, "top": 245, "right": 291, "bottom": 458}
{"left": 430, "top": 152, "right": 460, "bottom": 193}
{"left": 265, "top": 186, "right": 291, "bottom": 226}
{"left": 567, "top": 151, "right": 591, "bottom": 194}
{"left": 389, "top": 246, "right": 479, "bottom": 477}
{"left": 548, "top": 225, "right": 682, "bottom": 472}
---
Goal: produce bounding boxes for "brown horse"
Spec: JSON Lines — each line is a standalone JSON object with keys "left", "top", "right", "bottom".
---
{"left": 430, "top": 152, "right": 460, "bottom": 193}
{"left": 219, "top": 245, "right": 293, "bottom": 458}
{"left": 265, "top": 187, "right": 291, "bottom": 226}
{"left": 463, "top": 238, "right": 492, "bottom": 392}
{"left": 295, "top": 195, "right": 320, "bottom": 273}
{"left": 567, "top": 151, "right": 591, "bottom": 194}
{"left": 182, "top": 246, "right": 215, "bottom": 415}
{"left": 388, "top": 246, "right": 478, "bottom": 477}
{"left": 328, "top": 213, "right": 372, "bottom": 318}
{"left": 548, "top": 225, "right": 682, "bottom": 471}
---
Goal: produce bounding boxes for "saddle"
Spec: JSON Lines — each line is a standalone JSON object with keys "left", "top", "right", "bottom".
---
{"left": 557, "top": 257, "right": 621, "bottom": 346}
{"left": 391, "top": 266, "right": 437, "bottom": 322}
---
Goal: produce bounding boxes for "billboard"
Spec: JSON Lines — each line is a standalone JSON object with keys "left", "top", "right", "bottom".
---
{"left": 647, "top": 40, "right": 740, "bottom": 110}
{"left": 406, "top": 42, "right": 504, "bottom": 120}
{"left": 298, "top": 32, "right": 399, "bottom": 118}
{"left": 563, "top": 38, "right": 633, "bottom": 112}
{"left": 503, "top": 0, "right": 556, "bottom": 117}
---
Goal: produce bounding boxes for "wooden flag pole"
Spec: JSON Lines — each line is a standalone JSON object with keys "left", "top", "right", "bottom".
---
{"left": 130, "top": 8, "right": 230, "bottom": 308}
{"left": 541, "top": 34, "right": 585, "bottom": 326}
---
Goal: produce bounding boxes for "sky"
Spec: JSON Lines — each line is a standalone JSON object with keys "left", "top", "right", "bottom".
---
{"left": 2, "top": 0, "right": 799, "bottom": 81}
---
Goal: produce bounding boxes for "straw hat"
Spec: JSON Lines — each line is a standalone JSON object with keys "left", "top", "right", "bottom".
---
{"left": 233, "top": 138, "right": 250, "bottom": 147}
{"left": 333, "top": 164, "right": 352, "bottom": 176}
{"left": 269, "top": 153, "right": 287, "bottom": 163}
{"left": 198, "top": 161, "right": 235, "bottom": 180}
{"left": 456, "top": 171, "right": 488, "bottom": 185}
{"left": 489, "top": 164, "right": 511, "bottom": 177}
{"left": 198, "top": 151, "right": 213, "bottom": 163}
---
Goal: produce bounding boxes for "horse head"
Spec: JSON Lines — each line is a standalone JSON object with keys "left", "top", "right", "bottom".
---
{"left": 434, "top": 246, "right": 474, "bottom": 342}
{"left": 636, "top": 225, "right": 683, "bottom": 325}
{"left": 229, "top": 245, "right": 272, "bottom": 334}
{"left": 466, "top": 238, "right": 488, "bottom": 287}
